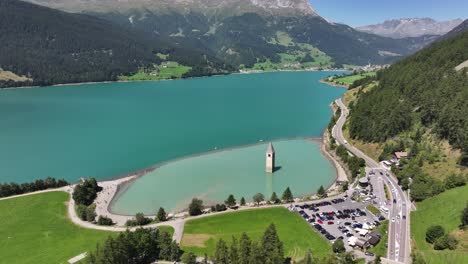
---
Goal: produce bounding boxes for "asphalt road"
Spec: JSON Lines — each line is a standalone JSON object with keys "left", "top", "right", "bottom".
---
{"left": 333, "top": 99, "right": 411, "bottom": 263}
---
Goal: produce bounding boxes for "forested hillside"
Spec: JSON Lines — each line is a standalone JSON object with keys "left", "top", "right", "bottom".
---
{"left": 347, "top": 29, "right": 468, "bottom": 201}
{"left": 0, "top": 0, "right": 232, "bottom": 88}
{"left": 349, "top": 31, "right": 468, "bottom": 152}
{"left": 24, "top": 0, "right": 437, "bottom": 70}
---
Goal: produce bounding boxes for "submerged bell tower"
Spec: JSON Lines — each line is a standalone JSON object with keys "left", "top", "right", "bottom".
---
{"left": 266, "top": 142, "right": 275, "bottom": 173}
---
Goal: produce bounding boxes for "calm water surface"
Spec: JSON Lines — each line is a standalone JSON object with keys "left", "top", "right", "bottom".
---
{"left": 111, "top": 139, "right": 336, "bottom": 214}
{"left": 0, "top": 71, "right": 344, "bottom": 183}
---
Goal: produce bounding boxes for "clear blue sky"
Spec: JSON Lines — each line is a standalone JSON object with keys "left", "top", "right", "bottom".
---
{"left": 310, "top": 0, "right": 467, "bottom": 27}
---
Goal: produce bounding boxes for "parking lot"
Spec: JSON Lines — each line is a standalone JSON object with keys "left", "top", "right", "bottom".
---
{"left": 290, "top": 173, "right": 388, "bottom": 254}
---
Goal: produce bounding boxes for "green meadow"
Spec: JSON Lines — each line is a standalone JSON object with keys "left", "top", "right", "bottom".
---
{"left": 181, "top": 207, "right": 332, "bottom": 260}
{"left": 411, "top": 185, "right": 468, "bottom": 264}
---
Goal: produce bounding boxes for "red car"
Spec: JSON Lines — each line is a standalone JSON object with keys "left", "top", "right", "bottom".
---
{"left": 317, "top": 219, "right": 323, "bottom": 224}
{"left": 327, "top": 221, "right": 334, "bottom": 225}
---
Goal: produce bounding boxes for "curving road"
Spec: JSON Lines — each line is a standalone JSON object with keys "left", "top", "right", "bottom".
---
{"left": 332, "top": 99, "right": 411, "bottom": 263}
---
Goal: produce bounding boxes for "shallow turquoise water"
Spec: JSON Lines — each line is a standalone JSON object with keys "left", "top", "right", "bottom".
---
{"left": 0, "top": 71, "right": 344, "bottom": 183}
{"left": 111, "top": 139, "right": 335, "bottom": 214}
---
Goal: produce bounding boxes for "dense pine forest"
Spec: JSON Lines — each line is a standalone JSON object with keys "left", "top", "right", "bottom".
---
{"left": 0, "top": 0, "right": 232, "bottom": 88}
{"left": 349, "top": 31, "right": 468, "bottom": 153}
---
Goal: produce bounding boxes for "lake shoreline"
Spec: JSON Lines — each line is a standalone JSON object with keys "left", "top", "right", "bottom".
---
{"left": 106, "top": 137, "right": 326, "bottom": 216}
{"left": 319, "top": 79, "right": 349, "bottom": 89}
{"left": 1, "top": 68, "right": 349, "bottom": 90}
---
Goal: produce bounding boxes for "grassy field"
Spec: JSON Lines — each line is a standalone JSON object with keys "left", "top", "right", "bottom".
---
{"left": 119, "top": 61, "right": 191, "bottom": 81}
{"left": 181, "top": 207, "right": 332, "bottom": 260}
{"left": 332, "top": 72, "right": 376, "bottom": 86}
{"left": 247, "top": 36, "right": 333, "bottom": 71}
{"left": 0, "top": 191, "right": 174, "bottom": 264}
{"left": 411, "top": 185, "right": 468, "bottom": 264}
{"left": 0, "top": 192, "right": 112, "bottom": 264}
{"left": 368, "top": 220, "right": 388, "bottom": 257}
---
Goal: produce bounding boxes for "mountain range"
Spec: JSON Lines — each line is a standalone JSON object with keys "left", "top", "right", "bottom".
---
{"left": 357, "top": 18, "right": 463, "bottom": 39}
{"left": 0, "top": 0, "right": 459, "bottom": 87}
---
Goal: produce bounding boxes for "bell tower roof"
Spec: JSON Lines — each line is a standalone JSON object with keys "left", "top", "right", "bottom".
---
{"left": 267, "top": 142, "right": 275, "bottom": 154}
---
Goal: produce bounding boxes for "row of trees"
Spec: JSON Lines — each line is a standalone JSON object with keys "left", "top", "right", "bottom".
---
{"left": 0, "top": 177, "right": 68, "bottom": 198}
{"left": 87, "top": 228, "right": 180, "bottom": 264}
{"left": 188, "top": 188, "right": 296, "bottom": 216}
{"left": 334, "top": 144, "right": 366, "bottom": 178}
{"left": 212, "top": 224, "right": 284, "bottom": 264}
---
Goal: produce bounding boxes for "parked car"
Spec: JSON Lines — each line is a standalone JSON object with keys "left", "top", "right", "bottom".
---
{"left": 327, "top": 221, "right": 334, "bottom": 225}
{"left": 365, "top": 252, "right": 375, "bottom": 256}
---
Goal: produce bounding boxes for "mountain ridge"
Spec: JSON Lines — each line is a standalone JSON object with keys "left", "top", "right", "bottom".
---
{"left": 357, "top": 18, "right": 463, "bottom": 38}
{"left": 25, "top": 0, "right": 320, "bottom": 17}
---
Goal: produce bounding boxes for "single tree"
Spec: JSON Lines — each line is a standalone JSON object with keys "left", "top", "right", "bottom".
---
{"left": 426, "top": 225, "right": 445, "bottom": 244}
{"left": 230, "top": 236, "right": 240, "bottom": 264}
{"left": 253, "top": 193, "right": 265, "bottom": 206}
{"left": 225, "top": 194, "right": 237, "bottom": 207}
{"left": 157, "top": 207, "right": 167, "bottom": 222}
{"left": 170, "top": 240, "right": 181, "bottom": 261}
{"left": 332, "top": 238, "right": 345, "bottom": 253}
{"left": 270, "top": 192, "right": 280, "bottom": 204}
{"left": 240, "top": 197, "right": 246, "bottom": 206}
{"left": 249, "top": 241, "right": 263, "bottom": 264}
{"left": 261, "top": 224, "right": 284, "bottom": 264}
{"left": 214, "top": 239, "right": 229, "bottom": 264}
{"left": 239, "top": 233, "right": 251, "bottom": 264}
{"left": 188, "top": 198, "right": 204, "bottom": 216}
{"left": 282, "top": 187, "right": 294, "bottom": 203}
{"left": 317, "top": 185, "right": 326, "bottom": 197}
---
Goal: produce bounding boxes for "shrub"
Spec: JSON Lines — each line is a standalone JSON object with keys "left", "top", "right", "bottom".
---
{"left": 126, "top": 213, "right": 151, "bottom": 226}
{"left": 85, "top": 204, "right": 97, "bottom": 222}
{"left": 434, "top": 234, "right": 458, "bottom": 250}
{"left": 76, "top": 204, "right": 88, "bottom": 221}
{"left": 97, "top": 215, "right": 114, "bottom": 226}
{"left": 426, "top": 225, "right": 445, "bottom": 244}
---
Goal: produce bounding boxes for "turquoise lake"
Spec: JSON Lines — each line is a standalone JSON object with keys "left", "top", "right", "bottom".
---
{"left": 111, "top": 139, "right": 336, "bottom": 214}
{"left": 0, "top": 71, "right": 344, "bottom": 183}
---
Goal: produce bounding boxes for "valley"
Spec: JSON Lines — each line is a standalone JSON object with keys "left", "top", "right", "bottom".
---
{"left": 1, "top": 1, "right": 467, "bottom": 264}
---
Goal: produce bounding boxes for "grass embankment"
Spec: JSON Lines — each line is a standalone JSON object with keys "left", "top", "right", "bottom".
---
{"left": 411, "top": 185, "right": 468, "bottom": 264}
{"left": 119, "top": 61, "right": 191, "bottom": 81}
{"left": 0, "top": 192, "right": 112, "bottom": 264}
{"left": 332, "top": 72, "right": 376, "bottom": 86}
{"left": 366, "top": 205, "right": 381, "bottom": 215}
{"left": 368, "top": 220, "right": 389, "bottom": 257}
{"left": 181, "top": 207, "right": 331, "bottom": 260}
